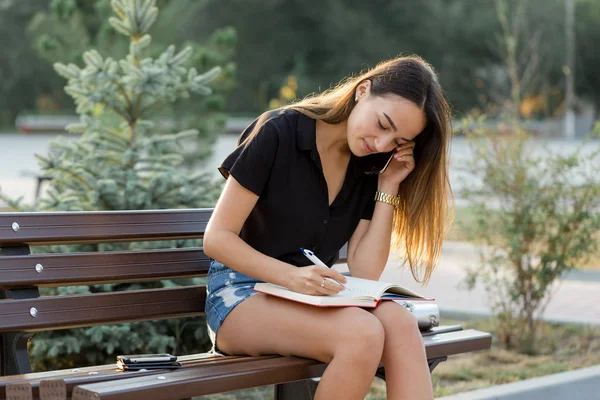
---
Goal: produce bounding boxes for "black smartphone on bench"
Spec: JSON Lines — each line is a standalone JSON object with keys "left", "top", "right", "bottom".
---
{"left": 117, "top": 353, "right": 181, "bottom": 370}
{"left": 118, "top": 354, "right": 177, "bottom": 364}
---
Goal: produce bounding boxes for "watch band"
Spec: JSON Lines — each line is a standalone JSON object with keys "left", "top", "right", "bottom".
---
{"left": 374, "top": 191, "right": 400, "bottom": 209}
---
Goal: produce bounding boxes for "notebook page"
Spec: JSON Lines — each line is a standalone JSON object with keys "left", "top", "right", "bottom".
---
{"left": 335, "top": 276, "right": 390, "bottom": 298}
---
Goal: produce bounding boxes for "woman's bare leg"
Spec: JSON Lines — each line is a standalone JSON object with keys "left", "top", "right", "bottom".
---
{"left": 370, "top": 302, "right": 434, "bottom": 400}
{"left": 216, "top": 294, "right": 385, "bottom": 400}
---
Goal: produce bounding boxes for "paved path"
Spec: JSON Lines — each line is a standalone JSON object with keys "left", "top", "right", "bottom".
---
{"left": 336, "top": 241, "right": 600, "bottom": 326}
{"left": 2, "top": 132, "right": 597, "bottom": 206}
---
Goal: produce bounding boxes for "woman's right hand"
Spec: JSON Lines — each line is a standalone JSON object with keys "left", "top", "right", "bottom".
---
{"left": 286, "top": 265, "right": 348, "bottom": 296}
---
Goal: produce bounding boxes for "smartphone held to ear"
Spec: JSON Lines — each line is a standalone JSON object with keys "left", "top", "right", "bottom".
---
{"left": 362, "top": 151, "right": 395, "bottom": 175}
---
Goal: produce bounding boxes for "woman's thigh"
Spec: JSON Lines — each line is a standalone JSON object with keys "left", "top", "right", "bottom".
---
{"left": 216, "top": 293, "right": 385, "bottom": 363}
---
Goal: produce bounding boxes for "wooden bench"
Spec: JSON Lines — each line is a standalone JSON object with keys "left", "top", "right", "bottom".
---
{"left": 0, "top": 209, "right": 492, "bottom": 400}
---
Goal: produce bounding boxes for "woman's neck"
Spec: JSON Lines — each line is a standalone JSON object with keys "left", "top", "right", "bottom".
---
{"left": 315, "top": 120, "right": 350, "bottom": 154}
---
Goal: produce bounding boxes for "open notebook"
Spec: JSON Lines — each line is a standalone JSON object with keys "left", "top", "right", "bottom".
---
{"left": 253, "top": 276, "right": 433, "bottom": 308}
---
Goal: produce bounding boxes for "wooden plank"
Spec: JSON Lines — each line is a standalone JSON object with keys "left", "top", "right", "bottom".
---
{"left": 0, "top": 249, "right": 209, "bottom": 288}
{"left": 0, "top": 354, "right": 229, "bottom": 385}
{"left": 70, "top": 329, "right": 492, "bottom": 400}
{"left": 0, "top": 355, "right": 275, "bottom": 400}
{"left": 0, "top": 286, "right": 206, "bottom": 332}
{"left": 423, "top": 329, "right": 492, "bottom": 359}
{"left": 0, "top": 209, "right": 211, "bottom": 246}
{"left": 72, "top": 357, "right": 327, "bottom": 400}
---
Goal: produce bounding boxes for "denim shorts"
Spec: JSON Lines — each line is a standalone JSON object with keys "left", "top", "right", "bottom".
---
{"left": 205, "top": 260, "right": 261, "bottom": 352}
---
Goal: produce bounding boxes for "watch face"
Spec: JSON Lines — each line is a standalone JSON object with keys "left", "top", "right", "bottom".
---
{"left": 362, "top": 151, "right": 395, "bottom": 175}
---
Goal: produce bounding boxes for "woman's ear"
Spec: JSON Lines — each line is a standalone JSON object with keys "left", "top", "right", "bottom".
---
{"left": 355, "top": 79, "right": 372, "bottom": 99}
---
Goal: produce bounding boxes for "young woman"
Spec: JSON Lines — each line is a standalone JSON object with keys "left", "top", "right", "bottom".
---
{"left": 203, "top": 55, "right": 453, "bottom": 400}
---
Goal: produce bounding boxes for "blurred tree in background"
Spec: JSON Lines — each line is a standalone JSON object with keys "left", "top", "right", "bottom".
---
{"left": 3, "top": 0, "right": 600, "bottom": 128}
{"left": 461, "top": 119, "right": 600, "bottom": 354}
{"left": 177, "top": 0, "right": 595, "bottom": 119}
{"left": 0, "top": 1, "right": 61, "bottom": 127}
{"left": 1, "top": 0, "right": 227, "bottom": 370}
{"left": 458, "top": 0, "right": 600, "bottom": 356}
{"left": 269, "top": 75, "right": 299, "bottom": 109}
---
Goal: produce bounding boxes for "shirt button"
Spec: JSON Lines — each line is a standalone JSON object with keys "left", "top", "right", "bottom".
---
{"left": 323, "top": 219, "right": 328, "bottom": 224}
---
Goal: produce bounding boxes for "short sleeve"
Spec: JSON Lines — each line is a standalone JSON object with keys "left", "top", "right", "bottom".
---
{"left": 218, "top": 114, "right": 280, "bottom": 196}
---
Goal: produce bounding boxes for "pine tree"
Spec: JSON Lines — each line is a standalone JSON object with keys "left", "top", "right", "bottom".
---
{"left": 1, "top": 0, "right": 227, "bottom": 370}
{"left": 38, "top": 0, "right": 222, "bottom": 211}
{"left": 27, "top": 0, "right": 237, "bottom": 166}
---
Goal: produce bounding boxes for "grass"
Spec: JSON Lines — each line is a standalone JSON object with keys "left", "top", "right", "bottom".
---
{"left": 429, "top": 318, "right": 600, "bottom": 396}
{"left": 192, "top": 317, "right": 600, "bottom": 399}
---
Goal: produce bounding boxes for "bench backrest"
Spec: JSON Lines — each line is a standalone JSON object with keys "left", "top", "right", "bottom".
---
{"left": 0, "top": 209, "right": 348, "bottom": 375}
{"left": 0, "top": 210, "right": 212, "bottom": 332}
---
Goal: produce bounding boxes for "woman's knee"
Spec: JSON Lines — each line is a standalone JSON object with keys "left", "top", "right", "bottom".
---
{"left": 330, "top": 308, "right": 385, "bottom": 361}
{"left": 373, "top": 302, "right": 420, "bottom": 335}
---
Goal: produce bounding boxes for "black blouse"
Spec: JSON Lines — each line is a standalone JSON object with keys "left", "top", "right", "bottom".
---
{"left": 218, "top": 109, "right": 378, "bottom": 267}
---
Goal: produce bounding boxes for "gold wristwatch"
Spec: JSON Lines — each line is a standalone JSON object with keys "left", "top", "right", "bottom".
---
{"left": 374, "top": 191, "right": 401, "bottom": 209}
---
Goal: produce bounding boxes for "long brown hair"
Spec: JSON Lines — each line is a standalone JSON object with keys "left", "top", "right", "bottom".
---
{"left": 285, "top": 55, "right": 454, "bottom": 284}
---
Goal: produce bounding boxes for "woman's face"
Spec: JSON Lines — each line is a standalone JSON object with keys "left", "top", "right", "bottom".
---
{"left": 347, "top": 81, "right": 427, "bottom": 157}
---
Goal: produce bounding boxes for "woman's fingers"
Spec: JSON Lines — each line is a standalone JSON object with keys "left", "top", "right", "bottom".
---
{"left": 401, "top": 156, "right": 416, "bottom": 170}
{"left": 315, "top": 280, "right": 342, "bottom": 295}
{"left": 309, "top": 266, "right": 346, "bottom": 295}
{"left": 304, "top": 279, "right": 338, "bottom": 296}
{"left": 320, "top": 267, "right": 347, "bottom": 285}
{"left": 394, "top": 148, "right": 414, "bottom": 159}
{"left": 309, "top": 276, "right": 342, "bottom": 295}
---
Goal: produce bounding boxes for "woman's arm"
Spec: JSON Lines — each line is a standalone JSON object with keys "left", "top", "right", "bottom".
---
{"left": 346, "top": 141, "right": 416, "bottom": 280}
{"left": 345, "top": 181, "right": 398, "bottom": 280}
{"left": 203, "top": 176, "right": 347, "bottom": 294}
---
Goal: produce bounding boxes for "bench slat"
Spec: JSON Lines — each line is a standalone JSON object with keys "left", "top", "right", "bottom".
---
{"left": 423, "top": 329, "right": 492, "bottom": 359}
{"left": 0, "top": 355, "right": 279, "bottom": 400}
{"left": 0, "top": 249, "right": 209, "bottom": 288}
{"left": 72, "top": 357, "right": 327, "bottom": 400}
{"left": 69, "top": 329, "right": 492, "bottom": 400}
{"left": 0, "top": 286, "right": 206, "bottom": 332}
{"left": 0, "top": 209, "right": 211, "bottom": 246}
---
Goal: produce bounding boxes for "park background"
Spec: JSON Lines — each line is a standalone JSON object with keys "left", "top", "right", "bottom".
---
{"left": 0, "top": 0, "right": 599, "bottom": 398}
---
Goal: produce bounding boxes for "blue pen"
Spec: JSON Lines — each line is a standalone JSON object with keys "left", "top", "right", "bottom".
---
{"left": 301, "top": 248, "right": 346, "bottom": 288}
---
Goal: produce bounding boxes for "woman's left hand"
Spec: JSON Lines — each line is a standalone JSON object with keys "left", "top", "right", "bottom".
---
{"left": 380, "top": 141, "right": 416, "bottom": 186}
